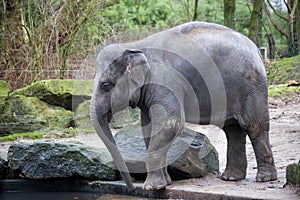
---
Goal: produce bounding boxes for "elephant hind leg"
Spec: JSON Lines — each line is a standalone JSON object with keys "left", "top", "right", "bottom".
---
{"left": 246, "top": 121, "right": 277, "bottom": 182}
{"left": 221, "top": 123, "right": 247, "bottom": 181}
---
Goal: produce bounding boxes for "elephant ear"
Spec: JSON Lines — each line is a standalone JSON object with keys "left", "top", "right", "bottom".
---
{"left": 123, "top": 49, "right": 150, "bottom": 87}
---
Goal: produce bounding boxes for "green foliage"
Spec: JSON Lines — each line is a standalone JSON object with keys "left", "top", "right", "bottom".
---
{"left": 267, "top": 55, "right": 300, "bottom": 84}
{"left": 1, "top": 0, "right": 297, "bottom": 91}
{"left": 110, "top": 0, "right": 181, "bottom": 26}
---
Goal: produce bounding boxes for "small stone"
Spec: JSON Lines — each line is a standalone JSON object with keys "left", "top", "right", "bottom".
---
{"left": 286, "top": 160, "right": 300, "bottom": 186}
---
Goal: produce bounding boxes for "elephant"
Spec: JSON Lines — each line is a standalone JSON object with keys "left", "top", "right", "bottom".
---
{"left": 90, "top": 22, "right": 277, "bottom": 191}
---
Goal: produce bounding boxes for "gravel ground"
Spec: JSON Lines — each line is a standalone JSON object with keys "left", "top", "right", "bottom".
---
{"left": 1, "top": 92, "right": 299, "bottom": 199}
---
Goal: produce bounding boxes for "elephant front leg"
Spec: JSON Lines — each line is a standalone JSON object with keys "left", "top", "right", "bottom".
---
{"left": 142, "top": 117, "right": 181, "bottom": 190}
{"left": 144, "top": 151, "right": 169, "bottom": 190}
{"left": 141, "top": 111, "right": 169, "bottom": 190}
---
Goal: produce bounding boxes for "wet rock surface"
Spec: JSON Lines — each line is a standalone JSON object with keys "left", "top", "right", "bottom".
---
{"left": 7, "top": 142, "right": 116, "bottom": 180}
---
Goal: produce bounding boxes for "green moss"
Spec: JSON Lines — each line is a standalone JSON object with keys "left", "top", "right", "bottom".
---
{"left": 0, "top": 132, "right": 43, "bottom": 142}
{"left": 0, "top": 81, "right": 9, "bottom": 103}
{"left": 267, "top": 55, "right": 300, "bottom": 85}
{"left": 0, "top": 81, "right": 8, "bottom": 96}
{"left": 0, "top": 127, "right": 80, "bottom": 142}
{"left": 268, "top": 85, "right": 300, "bottom": 98}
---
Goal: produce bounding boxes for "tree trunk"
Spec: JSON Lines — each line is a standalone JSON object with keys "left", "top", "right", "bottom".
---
{"left": 193, "top": 0, "right": 199, "bottom": 21}
{"left": 266, "top": 34, "right": 276, "bottom": 59}
{"left": 248, "top": 0, "right": 263, "bottom": 47}
{"left": 287, "top": 0, "right": 299, "bottom": 56}
{"left": 223, "top": 0, "right": 236, "bottom": 29}
{"left": 296, "top": 0, "right": 300, "bottom": 55}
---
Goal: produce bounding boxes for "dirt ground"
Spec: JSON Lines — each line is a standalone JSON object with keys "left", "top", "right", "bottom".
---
{"left": 0, "top": 92, "right": 299, "bottom": 199}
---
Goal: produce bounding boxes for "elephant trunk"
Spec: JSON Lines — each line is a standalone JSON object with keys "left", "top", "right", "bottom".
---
{"left": 90, "top": 99, "right": 135, "bottom": 191}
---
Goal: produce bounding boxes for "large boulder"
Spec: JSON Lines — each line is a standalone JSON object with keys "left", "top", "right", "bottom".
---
{"left": 74, "top": 100, "right": 140, "bottom": 128}
{"left": 7, "top": 142, "right": 116, "bottom": 180}
{"left": 0, "top": 95, "right": 73, "bottom": 134}
{"left": 113, "top": 124, "right": 219, "bottom": 179}
{"left": 11, "top": 79, "right": 93, "bottom": 110}
{"left": 6, "top": 125, "right": 219, "bottom": 181}
{"left": 0, "top": 80, "right": 8, "bottom": 103}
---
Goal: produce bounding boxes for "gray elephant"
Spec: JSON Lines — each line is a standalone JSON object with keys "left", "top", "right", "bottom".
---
{"left": 90, "top": 22, "right": 277, "bottom": 191}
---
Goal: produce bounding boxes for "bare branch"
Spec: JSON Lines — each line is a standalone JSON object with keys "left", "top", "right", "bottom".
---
{"left": 263, "top": 1, "right": 288, "bottom": 39}
{"left": 285, "top": 0, "right": 291, "bottom": 13}
{"left": 266, "top": 0, "right": 288, "bottom": 21}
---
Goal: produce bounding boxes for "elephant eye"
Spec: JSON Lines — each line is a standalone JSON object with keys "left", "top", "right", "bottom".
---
{"left": 100, "top": 82, "right": 113, "bottom": 93}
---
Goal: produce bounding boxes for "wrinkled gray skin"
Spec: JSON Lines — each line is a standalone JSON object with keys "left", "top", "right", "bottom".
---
{"left": 90, "top": 22, "right": 277, "bottom": 191}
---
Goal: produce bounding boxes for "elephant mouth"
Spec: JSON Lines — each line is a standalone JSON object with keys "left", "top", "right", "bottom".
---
{"left": 108, "top": 109, "right": 113, "bottom": 123}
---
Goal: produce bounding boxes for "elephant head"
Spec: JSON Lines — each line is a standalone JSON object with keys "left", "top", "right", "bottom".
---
{"left": 90, "top": 49, "right": 150, "bottom": 191}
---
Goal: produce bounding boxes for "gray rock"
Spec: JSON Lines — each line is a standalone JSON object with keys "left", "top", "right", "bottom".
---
{"left": 8, "top": 142, "right": 116, "bottom": 180}
{"left": 0, "top": 95, "right": 73, "bottom": 134}
{"left": 110, "top": 108, "right": 140, "bottom": 129}
{"left": 11, "top": 79, "right": 93, "bottom": 111}
{"left": 286, "top": 160, "right": 300, "bottom": 186}
{"left": 74, "top": 99, "right": 140, "bottom": 129}
{"left": 113, "top": 124, "right": 219, "bottom": 179}
{"left": 74, "top": 100, "right": 92, "bottom": 128}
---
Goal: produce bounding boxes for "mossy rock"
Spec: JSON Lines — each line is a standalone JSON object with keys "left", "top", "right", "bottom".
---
{"left": 74, "top": 100, "right": 140, "bottom": 129}
{"left": 0, "top": 95, "right": 73, "bottom": 134}
{"left": 286, "top": 160, "right": 300, "bottom": 186}
{"left": 11, "top": 79, "right": 93, "bottom": 111}
{"left": 0, "top": 81, "right": 8, "bottom": 103}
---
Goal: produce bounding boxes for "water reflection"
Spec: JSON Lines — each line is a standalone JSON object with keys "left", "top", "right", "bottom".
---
{"left": 0, "top": 192, "right": 152, "bottom": 200}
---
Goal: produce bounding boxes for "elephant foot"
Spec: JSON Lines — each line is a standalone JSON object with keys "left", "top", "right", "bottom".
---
{"left": 143, "top": 170, "right": 168, "bottom": 190}
{"left": 256, "top": 166, "right": 277, "bottom": 182}
{"left": 221, "top": 167, "right": 246, "bottom": 181}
